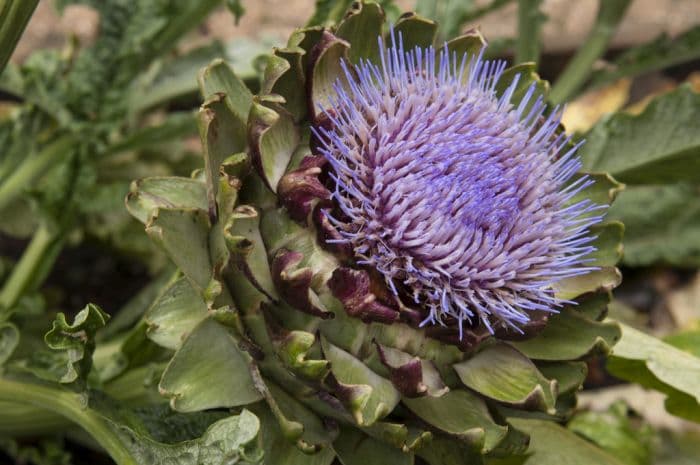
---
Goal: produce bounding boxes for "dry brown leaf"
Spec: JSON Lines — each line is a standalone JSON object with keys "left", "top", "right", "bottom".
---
{"left": 562, "top": 79, "right": 631, "bottom": 134}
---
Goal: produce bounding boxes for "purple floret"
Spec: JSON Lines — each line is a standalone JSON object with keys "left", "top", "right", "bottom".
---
{"left": 313, "top": 32, "right": 605, "bottom": 335}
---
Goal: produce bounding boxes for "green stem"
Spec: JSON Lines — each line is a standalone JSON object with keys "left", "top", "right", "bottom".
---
{"left": 0, "top": 364, "right": 166, "bottom": 438}
{"left": 515, "top": 0, "right": 544, "bottom": 65}
{"left": 0, "top": 222, "right": 64, "bottom": 315}
{"left": 0, "top": 401, "right": 69, "bottom": 436}
{"left": 459, "top": 0, "right": 515, "bottom": 23}
{"left": 0, "top": 134, "right": 75, "bottom": 211}
{"left": 0, "top": 377, "right": 138, "bottom": 465}
{"left": 0, "top": 0, "right": 40, "bottom": 72}
{"left": 0, "top": 364, "right": 166, "bottom": 437}
{"left": 549, "top": 0, "right": 632, "bottom": 104}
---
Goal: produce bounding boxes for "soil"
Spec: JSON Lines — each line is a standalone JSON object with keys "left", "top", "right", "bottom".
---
{"left": 0, "top": 233, "right": 149, "bottom": 316}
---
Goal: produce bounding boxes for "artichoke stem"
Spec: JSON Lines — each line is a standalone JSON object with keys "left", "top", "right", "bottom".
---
{"left": 0, "top": 222, "right": 64, "bottom": 317}
{"left": 515, "top": 0, "right": 544, "bottom": 65}
{"left": 0, "top": 135, "right": 75, "bottom": 211}
{"left": 0, "top": 377, "right": 139, "bottom": 465}
{"left": 549, "top": 0, "right": 632, "bottom": 103}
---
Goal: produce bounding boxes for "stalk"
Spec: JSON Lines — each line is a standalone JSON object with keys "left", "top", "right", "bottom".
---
{"left": 515, "top": 0, "right": 544, "bottom": 65}
{"left": 0, "top": 134, "right": 75, "bottom": 211}
{"left": 0, "top": 0, "right": 40, "bottom": 72}
{"left": 0, "top": 377, "right": 138, "bottom": 465}
{"left": 0, "top": 364, "right": 166, "bottom": 437}
{"left": 0, "top": 222, "right": 64, "bottom": 316}
{"left": 549, "top": 0, "right": 632, "bottom": 104}
{"left": 0, "top": 401, "right": 68, "bottom": 435}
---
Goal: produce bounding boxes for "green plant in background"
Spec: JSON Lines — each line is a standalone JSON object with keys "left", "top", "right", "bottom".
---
{"left": 1, "top": 0, "right": 700, "bottom": 464}
{"left": 0, "top": 0, "right": 231, "bottom": 316}
{"left": 0, "top": 0, "right": 285, "bottom": 319}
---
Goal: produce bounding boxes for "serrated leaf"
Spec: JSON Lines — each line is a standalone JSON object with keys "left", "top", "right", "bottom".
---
{"left": 145, "top": 277, "right": 209, "bottom": 350}
{"left": 159, "top": 318, "right": 262, "bottom": 412}
{"left": 43, "top": 304, "right": 109, "bottom": 387}
{"left": 404, "top": 390, "right": 507, "bottom": 454}
{"left": 579, "top": 86, "right": 700, "bottom": 184}
{"left": 453, "top": 344, "right": 557, "bottom": 413}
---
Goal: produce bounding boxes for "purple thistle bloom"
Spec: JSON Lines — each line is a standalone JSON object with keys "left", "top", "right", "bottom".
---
{"left": 313, "top": 32, "right": 605, "bottom": 335}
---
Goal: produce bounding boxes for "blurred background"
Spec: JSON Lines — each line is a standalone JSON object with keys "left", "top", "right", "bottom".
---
{"left": 14, "top": 0, "right": 700, "bottom": 62}
{"left": 3, "top": 1, "right": 700, "bottom": 464}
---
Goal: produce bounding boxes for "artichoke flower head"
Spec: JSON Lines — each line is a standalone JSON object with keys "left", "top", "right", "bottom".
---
{"left": 127, "top": 3, "right": 624, "bottom": 463}
{"left": 315, "top": 30, "right": 603, "bottom": 335}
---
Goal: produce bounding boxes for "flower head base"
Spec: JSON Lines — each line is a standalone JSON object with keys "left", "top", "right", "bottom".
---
{"left": 314, "top": 33, "right": 605, "bottom": 335}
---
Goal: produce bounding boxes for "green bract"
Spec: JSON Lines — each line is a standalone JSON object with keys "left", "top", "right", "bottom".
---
{"left": 127, "top": 3, "right": 624, "bottom": 463}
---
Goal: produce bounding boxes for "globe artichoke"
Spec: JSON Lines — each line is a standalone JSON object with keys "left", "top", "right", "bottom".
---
{"left": 126, "top": 3, "right": 624, "bottom": 463}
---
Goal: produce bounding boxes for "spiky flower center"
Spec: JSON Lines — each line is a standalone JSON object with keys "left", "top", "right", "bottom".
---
{"left": 314, "top": 35, "right": 603, "bottom": 334}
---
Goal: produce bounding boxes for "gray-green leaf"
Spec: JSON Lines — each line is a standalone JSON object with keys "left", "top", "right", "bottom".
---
{"left": 579, "top": 86, "right": 700, "bottom": 184}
